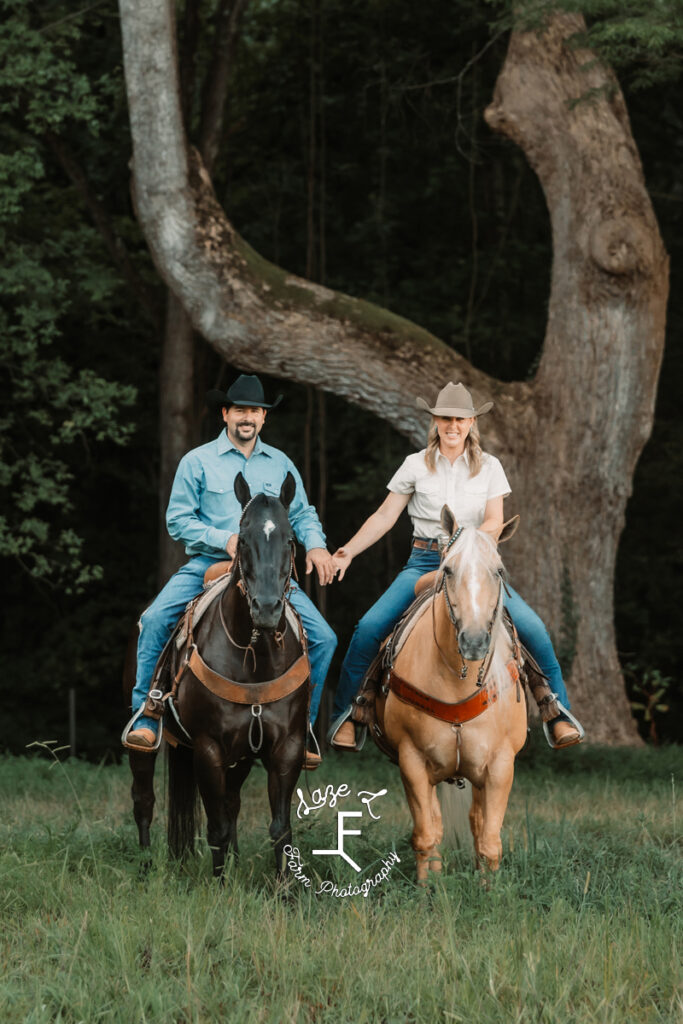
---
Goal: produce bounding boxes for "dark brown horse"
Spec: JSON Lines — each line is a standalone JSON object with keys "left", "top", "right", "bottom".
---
{"left": 123, "top": 471, "right": 310, "bottom": 880}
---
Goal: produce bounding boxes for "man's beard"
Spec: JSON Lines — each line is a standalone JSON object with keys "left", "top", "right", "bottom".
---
{"left": 231, "top": 421, "right": 258, "bottom": 441}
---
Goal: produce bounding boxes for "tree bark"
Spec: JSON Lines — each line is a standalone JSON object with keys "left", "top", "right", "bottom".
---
{"left": 483, "top": 13, "right": 668, "bottom": 743}
{"left": 118, "top": 1, "right": 668, "bottom": 743}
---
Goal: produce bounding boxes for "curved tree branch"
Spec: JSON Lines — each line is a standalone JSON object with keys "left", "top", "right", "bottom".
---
{"left": 117, "top": 0, "right": 513, "bottom": 453}
{"left": 117, "top": 0, "right": 668, "bottom": 743}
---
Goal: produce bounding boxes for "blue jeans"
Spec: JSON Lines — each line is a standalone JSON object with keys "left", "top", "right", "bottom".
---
{"left": 333, "top": 548, "right": 569, "bottom": 717}
{"left": 133, "top": 556, "right": 336, "bottom": 728}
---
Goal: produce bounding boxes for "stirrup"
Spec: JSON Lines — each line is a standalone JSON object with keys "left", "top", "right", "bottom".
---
{"left": 326, "top": 707, "right": 367, "bottom": 752}
{"left": 121, "top": 702, "right": 164, "bottom": 752}
{"left": 542, "top": 700, "right": 585, "bottom": 750}
{"left": 307, "top": 720, "right": 322, "bottom": 759}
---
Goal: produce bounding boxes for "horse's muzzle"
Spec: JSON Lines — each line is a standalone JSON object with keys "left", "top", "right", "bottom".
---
{"left": 458, "top": 628, "right": 490, "bottom": 662}
{"left": 250, "top": 596, "right": 285, "bottom": 630}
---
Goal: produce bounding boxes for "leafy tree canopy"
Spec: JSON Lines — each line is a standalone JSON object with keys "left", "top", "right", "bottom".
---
{"left": 0, "top": 1, "right": 137, "bottom": 591}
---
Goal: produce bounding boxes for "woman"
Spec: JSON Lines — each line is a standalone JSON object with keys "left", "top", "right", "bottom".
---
{"left": 329, "top": 381, "right": 584, "bottom": 750}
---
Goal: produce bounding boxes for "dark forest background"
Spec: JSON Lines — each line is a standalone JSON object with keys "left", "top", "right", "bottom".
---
{"left": 1, "top": 0, "right": 681, "bottom": 756}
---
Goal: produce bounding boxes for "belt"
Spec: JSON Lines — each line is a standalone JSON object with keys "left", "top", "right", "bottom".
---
{"left": 412, "top": 537, "right": 440, "bottom": 551}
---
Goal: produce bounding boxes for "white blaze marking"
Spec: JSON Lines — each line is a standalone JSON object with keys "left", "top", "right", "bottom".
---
{"left": 263, "top": 519, "right": 276, "bottom": 541}
{"left": 468, "top": 569, "right": 482, "bottom": 617}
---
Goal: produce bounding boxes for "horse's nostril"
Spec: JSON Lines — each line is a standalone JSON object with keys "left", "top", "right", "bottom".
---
{"left": 251, "top": 597, "right": 282, "bottom": 627}
{"left": 459, "top": 629, "right": 490, "bottom": 659}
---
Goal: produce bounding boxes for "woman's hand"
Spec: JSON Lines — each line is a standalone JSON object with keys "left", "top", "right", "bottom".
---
{"left": 332, "top": 547, "right": 353, "bottom": 581}
{"left": 305, "top": 548, "right": 338, "bottom": 586}
{"left": 330, "top": 492, "right": 410, "bottom": 581}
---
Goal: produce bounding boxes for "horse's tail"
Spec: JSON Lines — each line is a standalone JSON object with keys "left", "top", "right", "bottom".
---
{"left": 438, "top": 781, "right": 475, "bottom": 860}
{"left": 167, "top": 744, "right": 198, "bottom": 858}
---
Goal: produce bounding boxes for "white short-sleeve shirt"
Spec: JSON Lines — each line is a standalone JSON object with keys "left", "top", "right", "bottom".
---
{"left": 387, "top": 448, "right": 511, "bottom": 540}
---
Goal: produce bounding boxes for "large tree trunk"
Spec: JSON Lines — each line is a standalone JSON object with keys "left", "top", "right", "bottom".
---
{"left": 118, "top": 1, "right": 668, "bottom": 743}
{"left": 483, "top": 14, "right": 668, "bottom": 743}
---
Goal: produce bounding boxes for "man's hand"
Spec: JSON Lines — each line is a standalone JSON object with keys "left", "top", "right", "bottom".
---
{"left": 305, "top": 547, "right": 338, "bottom": 586}
{"left": 332, "top": 547, "right": 353, "bottom": 582}
{"left": 226, "top": 533, "right": 238, "bottom": 559}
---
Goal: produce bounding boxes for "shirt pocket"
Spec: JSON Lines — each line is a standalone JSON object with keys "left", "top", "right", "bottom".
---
{"left": 458, "top": 476, "right": 490, "bottom": 522}
{"left": 201, "top": 474, "right": 232, "bottom": 517}
{"left": 463, "top": 476, "right": 489, "bottom": 498}
{"left": 414, "top": 473, "right": 441, "bottom": 498}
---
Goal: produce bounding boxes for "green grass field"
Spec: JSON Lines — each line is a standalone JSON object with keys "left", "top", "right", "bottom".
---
{"left": 1, "top": 740, "right": 680, "bottom": 1023}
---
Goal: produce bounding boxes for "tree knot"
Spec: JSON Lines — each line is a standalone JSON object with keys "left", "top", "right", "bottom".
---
{"left": 590, "top": 217, "right": 654, "bottom": 278}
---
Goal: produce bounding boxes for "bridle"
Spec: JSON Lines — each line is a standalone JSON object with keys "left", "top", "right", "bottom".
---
{"left": 224, "top": 497, "right": 297, "bottom": 667}
{"left": 432, "top": 528, "right": 505, "bottom": 687}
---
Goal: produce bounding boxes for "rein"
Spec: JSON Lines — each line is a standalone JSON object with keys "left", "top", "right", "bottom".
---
{"left": 219, "top": 589, "right": 288, "bottom": 671}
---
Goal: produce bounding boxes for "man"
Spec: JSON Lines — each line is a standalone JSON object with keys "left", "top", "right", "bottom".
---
{"left": 124, "top": 374, "right": 337, "bottom": 766}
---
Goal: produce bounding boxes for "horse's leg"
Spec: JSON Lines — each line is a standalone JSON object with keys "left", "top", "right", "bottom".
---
{"left": 193, "top": 738, "right": 232, "bottom": 879}
{"left": 469, "top": 785, "right": 485, "bottom": 857}
{"left": 129, "top": 749, "right": 157, "bottom": 848}
{"left": 223, "top": 760, "right": 252, "bottom": 861}
{"left": 266, "top": 763, "right": 300, "bottom": 882}
{"left": 398, "top": 744, "right": 442, "bottom": 883}
{"left": 430, "top": 786, "right": 444, "bottom": 874}
{"left": 476, "top": 752, "right": 516, "bottom": 871}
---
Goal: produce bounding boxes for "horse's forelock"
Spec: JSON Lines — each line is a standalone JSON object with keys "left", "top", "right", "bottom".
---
{"left": 240, "top": 492, "right": 291, "bottom": 542}
{"left": 443, "top": 526, "right": 502, "bottom": 584}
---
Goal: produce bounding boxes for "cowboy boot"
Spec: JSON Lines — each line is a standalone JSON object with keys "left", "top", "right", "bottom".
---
{"left": 122, "top": 690, "right": 165, "bottom": 752}
{"left": 522, "top": 651, "right": 584, "bottom": 748}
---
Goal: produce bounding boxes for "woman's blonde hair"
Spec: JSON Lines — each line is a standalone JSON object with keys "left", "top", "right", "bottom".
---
{"left": 425, "top": 417, "right": 482, "bottom": 477}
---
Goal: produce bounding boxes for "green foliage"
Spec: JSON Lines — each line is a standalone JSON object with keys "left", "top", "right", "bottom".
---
{"left": 0, "top": 2, "right": 138, "bottom": 591}
{"left": 626, "top": 665, "right": 673, "bottom": 745}
{"left": 489, "top": 0, "right": 683, "bottom": 90}
{"left": 568, "top": 0, "right": 683, "bottom": 91}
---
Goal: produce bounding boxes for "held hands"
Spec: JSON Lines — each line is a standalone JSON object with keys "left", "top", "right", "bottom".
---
{"left": 332, "top": 546, "right": 353, "bottom": 581}
{"left": 305, "top": 547, "right": 339, "bottom": 586}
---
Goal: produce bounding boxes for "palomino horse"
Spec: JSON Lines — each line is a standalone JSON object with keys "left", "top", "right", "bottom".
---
{"left": 123, "top": 471, "right": 310, "bottom": 881}
{"left": 376, "top": 508, "right": 526, "bottom": 882}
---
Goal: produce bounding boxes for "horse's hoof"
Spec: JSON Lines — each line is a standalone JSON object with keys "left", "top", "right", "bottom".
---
{"left": 277, "top": 885, "right": 296, "bottom": 906}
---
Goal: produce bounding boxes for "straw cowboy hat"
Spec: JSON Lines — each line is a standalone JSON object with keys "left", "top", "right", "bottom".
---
{"left": 206, "top": 374, "right": 283, "bottom": 410}
{"left": 416, "top": 381, "right": 493, "bottom": 417}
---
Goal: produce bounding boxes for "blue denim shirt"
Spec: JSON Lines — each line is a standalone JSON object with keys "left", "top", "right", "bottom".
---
{"left": 166, "top": 431, "right": 327, "bottom": 559}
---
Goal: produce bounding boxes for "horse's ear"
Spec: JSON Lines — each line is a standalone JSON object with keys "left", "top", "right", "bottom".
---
{"left": 279, "top": 471, "right": 296, "bottom": 510}
{"left": 441, "top": 504, "right": 457, "bottom": 538}
{"left": 234, "top": 472, "right": 251, "bottom": 509}
{"left": 497, "top": 514, "right": 520, "bottom": 544}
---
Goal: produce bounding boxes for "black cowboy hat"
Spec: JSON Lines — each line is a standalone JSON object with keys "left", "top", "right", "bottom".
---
{"left": 206, "top": 374, "right": 283, "bottom": 411}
